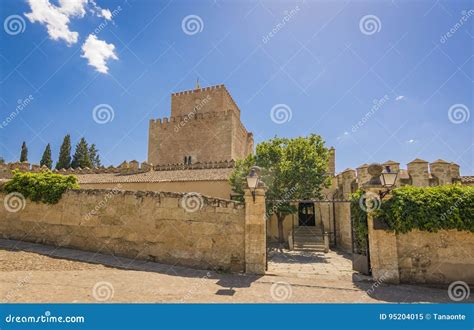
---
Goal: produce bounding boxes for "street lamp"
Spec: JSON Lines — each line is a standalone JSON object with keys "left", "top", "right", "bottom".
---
{"left": 246, "top": 166, "right": 261, "bottom": 202}
{"left": 380, "top": 166, "right": 398, "bottom": 190}
{"left": 367, "top": 163, "right": 399, "bottom": 198}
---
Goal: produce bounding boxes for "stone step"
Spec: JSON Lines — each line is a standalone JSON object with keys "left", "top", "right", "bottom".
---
{"left": 293, "top": 246, "right": 326, "bottom": 252}
{"left": 294, "top": 236, "right": 324, "bottom": 242}
{"left": 294, "top": 241, "right": 324, "bottom": 246}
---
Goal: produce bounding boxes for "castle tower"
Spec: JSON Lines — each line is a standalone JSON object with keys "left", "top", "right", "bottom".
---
{"left": 148, "top": 84, "right": 254, "bottom": 166}
{"left": 430, "top": 159, "right": 452, "bottom": 185}
{"left": 328, "top": 147, "right": 335, "bottom": 176}
{"left": 407, "top": 158, "right": 429, "bottom": 186}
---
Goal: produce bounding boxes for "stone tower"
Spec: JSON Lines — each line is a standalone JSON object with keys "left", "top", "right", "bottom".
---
{"left": 148, "top": 84, "right": 254, "bottom": 165}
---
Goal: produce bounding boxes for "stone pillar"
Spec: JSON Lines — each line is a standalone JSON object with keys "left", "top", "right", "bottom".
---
{"left": 244, "top": 187, "right": 267, "bottom": 275}
{"left": 328, "top": 147, "right": 335, "bottom": 176}
{"left": 407, "top": 158, "right": 429, "bottom": 187}
{"left": 364, "top": 185, "right": 400, "bottom": 284}
{"left": 430, "top": 159, "right": 451, "bottom": 185}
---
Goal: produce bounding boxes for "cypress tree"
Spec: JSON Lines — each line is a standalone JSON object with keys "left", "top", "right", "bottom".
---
{"left": 20, "top": 141, "right": 28, "bottom": 162}
{"left": 88, "top": 144, "right": 101, "bottom": 168}
{"left": 71, "top": 137, "right": 92, "bottom": 169}
{"left": 56, "top": 134, "right": 71, "bottom": 169}
{"left": 40, "top": 143, "right": 53, "bottom": 169}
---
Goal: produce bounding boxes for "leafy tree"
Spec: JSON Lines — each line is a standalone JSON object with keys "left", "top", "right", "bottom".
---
{"left": 40, "top": 143, "right": 53, "bottom": 169}
{"left": 88, "top": 144, "right": 101, "bottom": 168}
{"left": 20, "top": 141, "right": 28, "bottom": 162}
{"left": 56, "top": 134, "right": 72, "bottom": 169}
{"left": 71, "top": 137, "right": 92, "bottom": 169}
{"left": 230, "top": 134, "right": 331, "bottom": 243}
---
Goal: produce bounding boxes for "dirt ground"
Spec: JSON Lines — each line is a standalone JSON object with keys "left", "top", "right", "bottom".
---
{"left": 0, "top": 239, "right": 464, "bottom": 303}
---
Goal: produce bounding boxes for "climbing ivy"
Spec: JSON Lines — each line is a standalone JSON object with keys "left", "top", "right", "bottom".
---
{"left": 375, "top": 185, "right": 474, "bottom": 233}
{"left": 350, "top": 190, "right": 368, "bottom": 254}
{"left": 2, "top": 170, "right": 79, "bottom": 204}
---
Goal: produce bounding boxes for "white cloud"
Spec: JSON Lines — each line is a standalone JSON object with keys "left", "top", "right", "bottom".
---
{"left": 58, "top": 0, "right": 88, "bottom": 17}
{"left": 25, "top": 0, "right": 81, "bottom": 45}
{"left": 406, "top": 139, "right": 417, "bottom": 144}
{"left": 100, "top": 9, "right": 112, "bottom": 20}
{"left": 395, "top": 95, "right": 405, "bottom": 101}
{"left": 81, "top": 34, "right": 118, "bottom": 73}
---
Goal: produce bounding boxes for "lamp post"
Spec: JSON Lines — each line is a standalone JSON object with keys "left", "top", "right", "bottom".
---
{"left": 367, "top": 163, "right": 399, "bottom": 198}
{"left": 246, "top": 166, "right": 261, "bottom": 202}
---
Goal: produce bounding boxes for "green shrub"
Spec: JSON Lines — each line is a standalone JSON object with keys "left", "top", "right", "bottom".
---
{"left": 2, "top": 170, "right": 79, "bottom": 204}
{"left": 350, "top": 190, "right": 368, "bottom": 254}
{"left": 375, "top": 185, "right": 474, "bottom": 233}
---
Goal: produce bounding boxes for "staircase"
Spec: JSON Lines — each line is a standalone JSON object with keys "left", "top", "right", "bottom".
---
{"left": 292, "top": 226, "right": 328, "bottom": 252}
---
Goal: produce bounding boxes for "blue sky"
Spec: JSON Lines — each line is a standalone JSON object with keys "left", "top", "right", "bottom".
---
{"left": 0, "top": 0, "right": 472, "bottom": 174}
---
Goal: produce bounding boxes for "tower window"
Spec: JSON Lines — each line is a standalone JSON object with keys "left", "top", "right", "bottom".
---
{"left": 184, "top": 156, "right": 192, "bottom": 165}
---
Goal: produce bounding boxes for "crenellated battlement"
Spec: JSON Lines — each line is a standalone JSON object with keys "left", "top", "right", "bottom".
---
{"left": 171, "top": 84, "right": 225, "bottom": 96}
{"left": 0, "top": 159, "right": 236, "bottom": 179}
{"left": 149, "top": 109, "right": 234, "bottom": 129}
{"left": 335, "top": 158, "right": 463, "bottom": 190}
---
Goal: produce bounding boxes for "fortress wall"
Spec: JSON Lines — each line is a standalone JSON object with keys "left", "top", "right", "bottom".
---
{"left": 148, "top": 112, "right": 233, "bottom": 165}
{"left": 0, "top": 190, "right": 246, "bottom": 272}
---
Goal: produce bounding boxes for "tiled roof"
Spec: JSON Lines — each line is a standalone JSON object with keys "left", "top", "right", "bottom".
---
{"left": 76, "top": 168, "right": 233, "bottom": 184}
{"left": 461, "top": 176, "right": 474, "bottom": 183}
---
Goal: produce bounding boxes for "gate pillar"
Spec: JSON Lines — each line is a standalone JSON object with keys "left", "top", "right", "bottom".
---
{"left": 364, "top": 185, "right": 400, "bottom": 284}
{"left": 244, "top": 187, "right": 267, "bottom": 275}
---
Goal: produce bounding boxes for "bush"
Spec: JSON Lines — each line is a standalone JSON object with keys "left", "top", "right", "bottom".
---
{"left": 350, "top": 190, "right": 368, "bottom": 254}
{"left": 375, "top": 185, "right": 474, "bottom": 233}
{"left": 2, "top": 170, "right": 79, "bottom": 204}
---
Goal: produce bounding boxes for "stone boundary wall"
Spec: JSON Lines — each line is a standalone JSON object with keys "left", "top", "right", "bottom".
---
{"left": 396, "top": 229, "right": 474, "bottom": 284}
{"left": 367, "top": 208, "right": 474, "bottom": 284}
{"left": 0, "top": 190, "right": 246, "bottom": 272}
{"left": 0, "top": 159, "right": 236, "bottom": 178}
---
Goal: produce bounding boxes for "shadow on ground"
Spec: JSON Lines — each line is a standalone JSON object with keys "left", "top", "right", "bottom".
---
{"left": 0, "top": 238, "right": 261, "bottom": 294}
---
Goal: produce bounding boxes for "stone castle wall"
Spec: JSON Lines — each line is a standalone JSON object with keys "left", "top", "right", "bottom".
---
{"left": 148, "top": 84, "right": 253, "bottom": 166}
{"left": 0, "top": 159, "right": 236, "bottom": 178}
{"left": 0, "top": 190, "right": 246, "bottom": 272}
{"left": 396, "top": 229, "right": 474, "bottom": 284}
{"left": 170, "top": 84, "right": 240, "bottom": 117}
{"left": 148, "top": 110, "right": 234, "bottom": 165}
